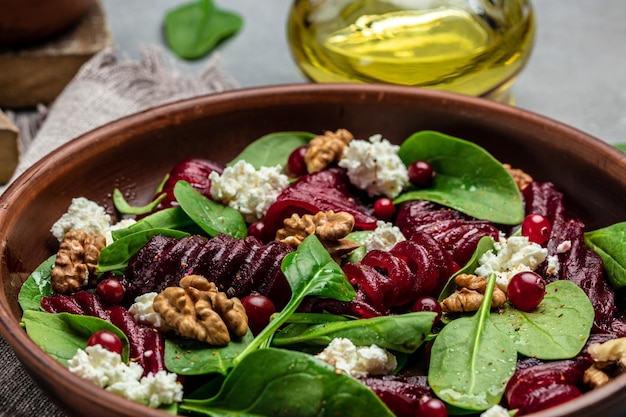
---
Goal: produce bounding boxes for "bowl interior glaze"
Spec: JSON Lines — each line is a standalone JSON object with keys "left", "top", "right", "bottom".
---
{"left": 1, "top": 84, "right": 626, "bottom": 417}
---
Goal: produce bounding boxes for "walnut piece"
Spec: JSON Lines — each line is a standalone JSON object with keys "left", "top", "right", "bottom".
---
{"left": 304, "top": 129, "right": 354, "bottom": 173}
{"left": 503, "top": 163, "right": 533, "bottom": 190}
{"left": 276, "top": 210, "right": 361, "bottom": 259}
{"left": 153, "top": 275, "right": 248, "bottom": 346}
{"left": 51, "top": 229, "right": 106, "bottom": 295}
{"left": 441, "top": 274, "right": 507, "bottom": 313}
{"left": 584, "top": 337, "right": 626, "bottom": 389}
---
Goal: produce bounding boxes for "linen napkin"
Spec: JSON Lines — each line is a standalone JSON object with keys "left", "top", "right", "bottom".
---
{"left": 0, "top": 45, "right": 238, "bottom": 416}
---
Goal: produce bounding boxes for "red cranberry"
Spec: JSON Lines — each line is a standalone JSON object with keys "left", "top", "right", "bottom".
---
{"left": 248, "top": 221, "right": 267, "bottom": 242}
{"left": 241, "top": 293, "right": 276, "bottom": 335}
{"left": 416, "top": 397, "right": 448, "bottom": 417}
{"left": 287, "top": 146, "right": 309, "bottom": 177}
{"left": 373, "top": 198, "right": 396, "bottom": 220}
{"left": 521, "top": 214, "right": 551, "bottom": 245}
{"left": 96, "top": 278, "right": 125, "bottom": 305}
{"left": 507, "top": 271, "right": 546, "bottom": 312}
{"left": 87, "top": 330, "right": 123, "bottom": 355}
{"left": 412, "top": 296, "right": 442, "bottom": 325}
{"left": 408, "top": 161, "right": 435, "bottom": 188}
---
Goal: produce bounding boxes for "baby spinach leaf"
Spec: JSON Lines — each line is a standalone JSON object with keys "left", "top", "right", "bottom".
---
{"left": 165, "top": 331, "right": 254, "bottom": 376}
{"left": 164, "top": 0, "right": 243, "bottom": 60}
{"left": 180, "top": 348, "right": 395, "bottom": 417}
{"left": 97, "top": 228, "right": 190, "bottom": 275}
{"left": 272, "top": 312, "right": 436, "bottom": 353}
{"left": 491, "top": 280, "right": 594, "bottom": 360}
{"left": 229, "top": 131, "right": 315, "bottom": 169}
{"left": 18, "top": 255, "right": 55, "bottom": 312}
{"left": 234, "top": 235, "right": 355, "bottom": 364}
{"left": 429, "top": 273, "right": 517, "bottom": 412}
{"left": 21, "top": 310, "right": 130, "bottom": 366}
{"left": 174, "top": 180, "right": 247, "bottom": 239}
{"left": 584, "top": 222, "right": 626, "bottom": 288}
{"left": 112, "top": 188, "right": 166, "bottom": 216}
{"left": 111, "top": 206, "right": 204, "bottom": 241}
{"left": 395, "top": 131, "right": 524, "bottom": 225}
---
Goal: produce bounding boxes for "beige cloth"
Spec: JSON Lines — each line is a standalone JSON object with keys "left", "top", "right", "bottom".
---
{"left": 1, "top": 46, "right": 238, "bottom": 194}
{"left": 0, "top": 46, "right": 237, "bottom": 416}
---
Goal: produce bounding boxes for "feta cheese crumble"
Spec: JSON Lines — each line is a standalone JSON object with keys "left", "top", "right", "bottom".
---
{"left": 51, "top": 197, "right": 112, "bottom": 242}
{"left": 129, "top": 292, "right": 164, "bottom": 328}
{"left": 363, "top": 221, "right": 406, "bottom": 252}
{"left": 209, "top": 160, "right": 289, "bottom": 223}
{"left": 338, "top": 134, "right": 409, "bottom": 198}
{"left": 474, "top": 235, "right": 547, "bottom": 291}
{"left": 68, "top": 345, "right": 182, "bottom": 408}
{"left": 481, "top": 404, "right": 511, "bottom": 417}
{"left": 316, "top": 338, "right": 397, "bottom": 378}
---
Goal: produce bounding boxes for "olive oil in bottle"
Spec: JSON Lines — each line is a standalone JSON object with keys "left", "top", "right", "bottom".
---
{"left": 287, "top": 0, "right": 535, "bottom": 102}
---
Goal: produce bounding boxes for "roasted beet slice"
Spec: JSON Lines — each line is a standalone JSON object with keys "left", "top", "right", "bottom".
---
{"left": 262, "top": 168, "right": 377, "bottom": 239}
{"left": 152, "top": 158, "right": 224, "bottom": 213}
{"left": 360, "top": 375, "right": 432, "bottom": 417}
{"left": 395, "top": 200, "right": 500, "bottom": 266}
{"left": 523, "top": 181, "right": 626, "bottom": 336}
{"left": 124, "top": 234, "right": 294, "bottom": 308}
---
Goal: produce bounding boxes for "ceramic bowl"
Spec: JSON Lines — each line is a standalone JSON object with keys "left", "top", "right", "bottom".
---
{"left": 1, "top": 84, "right": 625, "bottom": 417}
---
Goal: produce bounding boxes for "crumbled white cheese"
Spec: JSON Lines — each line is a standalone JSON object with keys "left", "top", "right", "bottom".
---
{"left": 557, "top": 240, "right": 572, "bottom": 253}
{"left": 106, "top": 218, "right": 137, "bottom": 246}
{"left": 363, "top": 221, "right": 406, "bottom": 252}
{"left": 209, "top": 160, "right": 289, "bottom": 223}
{"left": 546, "top": 254, "right": 560, "bottom": 276}
{"left": 129, "top": 292, "right": 164, "bottom": 328}
{"left": 51, "top": 197, "right": 112, "bottom": 242}
{"left": 68, "top": 345, "right": 182, "bottom": 408}
{"left": 481, "top": 404, "right": 510, "bottom": 417}
{"left": 338, "top": 134, "right": 409, "bottom": 198}
{"left": 316, "top": 338, "right": 397, "bottom": 378}
{"left": 474, "top": 235, "right": 547, "bottom": 291}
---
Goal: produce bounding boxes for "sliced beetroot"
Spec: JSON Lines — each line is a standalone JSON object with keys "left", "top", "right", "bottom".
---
{"left": 515, "top": 383, "right": 581, "bottom": 416}
{"left": 41, "top": 290, "right": 108, "bottom": 318}
{"left": 124, "top": 233, "right": 293, "bottom": 309}
{"left": 523, "top": 182, "right": 626, "bottom": 336}
{"left": 360, "top": 375, "right": 432, "bottom": 417}
{"left": 262, "top": 168, "right": 377, "bottom": 240}
{"left": 395, "top": 200, "right": 500, "bottom": 266}
{"left": 152, "top": 158, "right": 224, "bottom": 213}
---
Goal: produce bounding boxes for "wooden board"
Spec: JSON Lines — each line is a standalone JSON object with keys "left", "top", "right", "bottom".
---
{"left": 0, "top": 110, "right": 19, "bottom": 184}
{"left": 0, "top": 0, "right": 112, "bottom": 108}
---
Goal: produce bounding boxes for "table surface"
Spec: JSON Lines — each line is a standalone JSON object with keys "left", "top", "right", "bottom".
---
{"left": 102, "top": 0, "right": 626, "bottom": 145}
{"left": 2, "top": 1, "right": 626, "bottom": 416}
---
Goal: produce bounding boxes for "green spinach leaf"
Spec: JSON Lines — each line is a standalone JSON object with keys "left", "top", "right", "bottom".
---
{"left": 584, "top": 222, "right": 626, "bottom": 288}
{"left": 165, "top": 331, "right": 254, "bottom": 376}
{"left": 174, "top": 180, "right": 247, "bottom": 239}
{"left": 18, "top": 255, "right": 55, "bottom": 312}
{"left": 112, "top": 188, "right": 166, "bottom": 216}
{"left": 429, "top": 273, "right": 517, "bottom": 411}
{"left": 272, "top": 312, "right": 436, "bottom": 353}
{"left": 164, "top": 0, "right": 243, "bottom": 60}
{"left": 111, "top": 206, "right": 203, "bottom": 241}
{"left": 229, "top": 131, "right": 315, "bottom": 169}
{"left": 491, "top": 280, "right": 594, "bottom": 359}
{"left": 234, "top": 235, "right": 355, "bottom": 364}
{"left": 21, "top": 310, "right": 130, "bottom": 366}
{"left": 395, "top": 131, "right": 524, "bottom": 225}
{"left": 180, "top": 348, "right": 395, "bottom": 417}
{"left": 97, "top": 228, "right": 190, "bottom": 275}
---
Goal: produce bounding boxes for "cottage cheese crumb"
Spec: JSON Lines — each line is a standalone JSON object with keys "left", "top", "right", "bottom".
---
{"left": 209, "top": 160, "right": 289, "bottom": 223}
{"left": 316, "top": 338, "right": 397, "bottom": 378}
{"left": 546, "top": 254, "right": 560, "bottom": 276}
{"left": 51, "top": 197, "right": 112, "bottom": 242}
{"left": 129, "top": 292, "right": 164, "bottom": 328}
{"left": 106, "top": 218, "right": 137, "bottom": 245}
{"left": 474, "top": 235, "right": 547, "bottom": 291}
{"left": 68, "top": 345, "right": 182, "bottom": 408}
{"left": 363, "top": 221, "right": 406, "bottom": 252}
{"left": 557, "top": 240, "right": 572, "bottom": 253}
{"left": 338, "top": 134, "right": 409, "bottom": 198}
{"left": 481, "top": 404, "right": 510, "bottom": 417}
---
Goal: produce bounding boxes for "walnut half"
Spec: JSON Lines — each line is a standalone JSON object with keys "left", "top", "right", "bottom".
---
{"left": 153, "top": 275, "right": 248, "bottom": 346}
{"left": 304, "top": 129, "right": 354, "bottom": 173}
{"left": 51, "top": 229, "right": 106, "bottom": 295}
{"left": 441, "top": 274, "right": 507, "bottom": 313}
